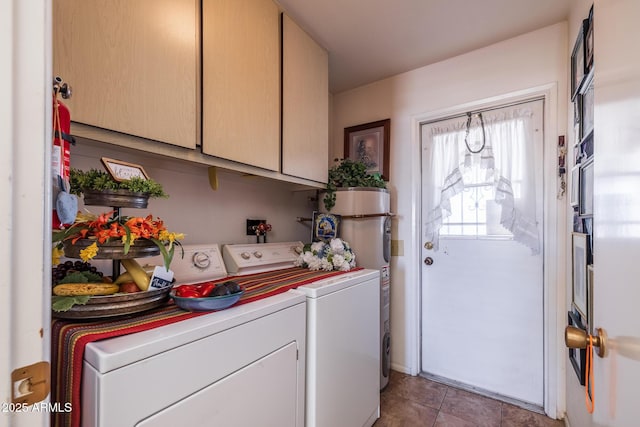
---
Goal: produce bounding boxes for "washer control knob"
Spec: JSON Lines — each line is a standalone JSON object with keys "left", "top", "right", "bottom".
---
{"left": 253, "top": 251, "right": 263, "bottom": 258}
{"left": 192, "top": 252, "right": 211, "bottom": 269}
{"left": 240, "top": 251, "right": 251, "bottom": 260}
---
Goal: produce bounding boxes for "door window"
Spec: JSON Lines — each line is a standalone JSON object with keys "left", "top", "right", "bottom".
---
{"left": 422, "top": 99, "right": 542, "bottom": 252}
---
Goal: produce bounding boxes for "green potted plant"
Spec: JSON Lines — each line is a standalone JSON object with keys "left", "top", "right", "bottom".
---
{"left": 70, "top": 168, "right": 168, "bottom": 208}
{"left": 323, "top": 159, "right": 386, "bottom": 211}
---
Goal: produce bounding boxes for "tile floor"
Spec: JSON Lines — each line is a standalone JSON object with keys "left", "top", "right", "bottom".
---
{"left": 374, "top": 371, "right": 565, "bottom": 427}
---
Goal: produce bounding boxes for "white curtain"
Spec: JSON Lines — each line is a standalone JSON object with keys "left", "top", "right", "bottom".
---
{"left": 422, "top": 100, "right": 540, "bottom": 254}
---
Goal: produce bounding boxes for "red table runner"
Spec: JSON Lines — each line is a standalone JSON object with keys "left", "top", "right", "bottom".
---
{"left": 51, "top": 267, "right": 361, "bottom": 427}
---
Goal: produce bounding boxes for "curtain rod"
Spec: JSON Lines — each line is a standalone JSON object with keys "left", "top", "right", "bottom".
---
{"left": 421, "top": 95, "right": 545, "bottom": 126}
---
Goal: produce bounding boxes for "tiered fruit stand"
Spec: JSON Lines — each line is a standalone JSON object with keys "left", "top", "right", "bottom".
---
{"left": 54, "top": 191, "right": 172, "bottom": 319}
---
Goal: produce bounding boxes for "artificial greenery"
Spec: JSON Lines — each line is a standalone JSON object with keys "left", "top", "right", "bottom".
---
{"left": 52, "top": 271, "right": 102, "bottom": 312}
{"left": 323, "top": 159, "right": 386, "bottom": 211}
{"left": 58, "top": 270, "right": 102, "bottom": 284}
{"left": 52, "top": 295, "right": 91, "bottom": 312}
{"left": 70, "top": 168, "right": 168, "bottom": 198}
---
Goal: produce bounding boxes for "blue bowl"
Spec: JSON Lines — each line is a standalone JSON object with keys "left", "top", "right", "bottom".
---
{"left": 171, "top": 290, "right": 243, "bottom": 312}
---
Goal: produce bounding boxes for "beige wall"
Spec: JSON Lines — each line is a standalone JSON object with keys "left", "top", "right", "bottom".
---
{"left": 70, "top": 140, "right": 315, "bottom": 247}
{"left": 332, "top": 21, "right": 569, "bottom": 404}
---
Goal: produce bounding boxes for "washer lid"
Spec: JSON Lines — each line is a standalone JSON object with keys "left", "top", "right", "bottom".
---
{"left": 294, "top": 269, "right": 379, "bottom": 298}
{"left": 84, "top": 290, "right": 306, "bottom": 373}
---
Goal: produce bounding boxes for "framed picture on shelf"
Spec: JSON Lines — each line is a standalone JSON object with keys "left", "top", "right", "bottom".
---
{"left": 579, "top": 158, "right": 594, "bottom": 216}
{"left": 311, "top": 212, "right": 341, "bottom": 242}
{"left": 101, "top": 157, "right": 149, "bottom": 182}
{"left": 344, "top": 119, "right": 390, "bottom": 180}
{"left": 571, "top": 23, "right": 586, "bottom": 100}
{"left": 572, "top": 232, "right": 589, "bottom": 320}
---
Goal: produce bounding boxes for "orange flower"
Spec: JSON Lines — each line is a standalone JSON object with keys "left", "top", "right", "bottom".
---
{"left": 52, "top": 210, "right": 184, "bottom": 267}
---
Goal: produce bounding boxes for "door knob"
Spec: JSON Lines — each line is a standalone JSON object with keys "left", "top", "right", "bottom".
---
{"left": 565, "top": 326, "right": 607, "bottom": 358}
{"left": 424, "top": 241, "right": 434, "bottom": 250}
{"left": 424, "top": 257, "right": 434, "bottom": 266}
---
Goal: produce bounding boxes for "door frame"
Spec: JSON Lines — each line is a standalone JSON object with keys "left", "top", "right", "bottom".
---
{"left": 1, "top": 0, "right": 52, "bottom": 426}
{"left": 408, "top": 83, "right": 565, "bottom": 418}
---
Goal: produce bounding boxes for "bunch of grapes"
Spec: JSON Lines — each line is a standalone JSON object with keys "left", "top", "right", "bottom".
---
{"left": 52, "top": 260, "right": 103, "bottom": 285}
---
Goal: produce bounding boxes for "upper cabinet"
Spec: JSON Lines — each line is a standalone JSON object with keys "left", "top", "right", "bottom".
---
{"left": 281, "top": 15, "right": 329, "bottom": 183}
{"left": 53, "top": 0, "right": 199, "bottom": 149}
{"left": 202, "top": 0, "right": 281, "bottom": 171}
{"left": 53, "top": 0, "right": 329, "bottom": 187}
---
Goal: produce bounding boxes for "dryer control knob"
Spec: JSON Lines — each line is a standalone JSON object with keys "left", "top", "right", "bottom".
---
{"left": 240, "top": 251, "right": 251, "bottom": 260}
{"left": 192, "top": 252, "right": 211, "bottom": 269}
{"left": 253, "top": 251, "right": 263, "bottom": 258}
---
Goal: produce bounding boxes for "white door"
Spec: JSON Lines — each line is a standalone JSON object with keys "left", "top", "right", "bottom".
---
{"left": 569, "top": 0, "right": 640, "bottom": 425}
{"left": 420, "top": 99, "right": 544, "bottom": 407}
{"left": 1, "top": 1, "right": 52, "bottom": 426}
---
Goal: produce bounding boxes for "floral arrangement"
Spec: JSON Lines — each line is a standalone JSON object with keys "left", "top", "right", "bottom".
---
{"left": 294, "top": 238, "right": 356, "bottom": 271}
{"left": 52, "top": 210, "right": 184, "bottom": 268}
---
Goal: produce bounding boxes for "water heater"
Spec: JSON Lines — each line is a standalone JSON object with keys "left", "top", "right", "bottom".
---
{"left": 321, "top": 187, "right": 392, "bottom": 390}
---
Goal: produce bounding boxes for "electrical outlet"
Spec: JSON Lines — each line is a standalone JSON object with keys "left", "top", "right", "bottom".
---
{"left": 246, "top": 219, "right": 267, "bottom": 235}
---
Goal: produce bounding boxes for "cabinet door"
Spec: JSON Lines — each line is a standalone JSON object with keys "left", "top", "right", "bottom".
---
{"left": 202, "top": 0, "right": 280, "bottom": 171}
{"left": 53, "top": 0, "right": 199, "bottom": 149}
{"left": 282, "top": 15, "right": 329, "bottom": 183}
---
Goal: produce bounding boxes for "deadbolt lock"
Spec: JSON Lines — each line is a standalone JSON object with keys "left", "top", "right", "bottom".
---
{"left": 424, "top": 257, "right": 434, "bottom": 266}
{"left": 424, "top": 242, "right": 434, "bottom": 250}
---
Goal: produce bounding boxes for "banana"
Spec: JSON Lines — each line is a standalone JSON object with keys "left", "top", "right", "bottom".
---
{"left": 114, "top": 271, "right": 134, "bottom": 285}
{"left": 113, "top": 264, "right": 155, "bottom": 285}
{"left": 120, "top": 258, "right": 152, "bottom": 291}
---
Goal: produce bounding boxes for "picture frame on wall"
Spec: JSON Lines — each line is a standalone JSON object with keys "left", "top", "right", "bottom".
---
{"left": 581, "top": 73, "right": 595, "bottom": 138}
{"left": 570, "top": 165, "right": 580, "bottom": 207}
{"left": 568, "top": 310, "right": 587, "bottom": 385}
{"left": 579, "top": 158, "right": 594, "bottom": 216}
{"left": 582, "top": 216, "right": 594, "bottom": 261}
{"left": 587, "top": 265, "right": 594, "bottom": 334}
{"left": 571, "top": 22, "right": 586, "bottom": 100}
{"left": 580, "top": 129, "right": 594, "bottom": 160}
{"left": 585, "top": 6, "right": 594, "bottom": 73}
{"left": 344, "top": 119, "right": 390, "bottom": 181}
{"left": 573, "top": 94, "right": 582, "bottom": 146}
{"left": 572, "top": 232, "right": 589, "bottom": 320}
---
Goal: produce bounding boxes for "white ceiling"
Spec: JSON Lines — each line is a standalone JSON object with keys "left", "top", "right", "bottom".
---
{"left": 276, "top": 0, "right": 572, "bottom": 93}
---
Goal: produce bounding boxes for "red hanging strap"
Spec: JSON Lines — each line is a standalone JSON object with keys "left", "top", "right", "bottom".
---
{"left": 585, "top": 335, "right": 595, "bottom": 413}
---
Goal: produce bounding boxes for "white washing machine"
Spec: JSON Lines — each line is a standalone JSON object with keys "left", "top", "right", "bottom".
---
{"left": 295, "top": 270, "right": 380, "bottom": 427}
{"left": 81, "top": 244, "right": 307, "bottom": 427}
{"left": 223, "top": 242, "right": 381, "bottom": 427}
